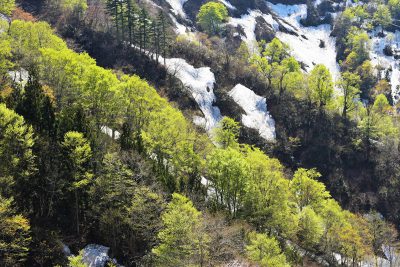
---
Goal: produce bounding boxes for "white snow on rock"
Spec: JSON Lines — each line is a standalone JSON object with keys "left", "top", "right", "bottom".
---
{"left": 165, "top": 0, "right": 188, "bottom": 18}
{"left": 169, "top": 14, "right": 188, "bottom": 35}
{"left": 268, "top": 3, "right": 341, "bottom": 82}
{"left": 229, "top": 84, "right": 276, "bottom": 141}
{"left": 163, "top": 58, "right": 222, "bottom": 131}
{"left": 81, "top": 244, "right": 121, "bottom": 267}
{"left": 101, "top": 126, "right": 121, "bottom": 140}
{"left": 228, "top": 3, "right": 340, "bottom": 82}
{"left": 370, "top": 29, "right": 400, "bottom": 103}
{"left": 219, "top": 0, "right": 236, "bottom": 10}
{"left": 229, "top": 10, "right": 279, "bottom": 53}
{"left": 8, "top": 69, "right": 29, "bottom": 86}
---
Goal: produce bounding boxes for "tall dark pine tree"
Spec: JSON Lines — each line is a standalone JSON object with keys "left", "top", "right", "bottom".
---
{"left": 157, "top": 11, "right": 167, "bottom": 65}
{"left": 125, "top": 0, "right": 138, "bottom": 45}
{"left": 16, "top": 70, "right": 55, "bottom": 136}
{"left": 118, "top": 0, "right": 126, "bottom": 40}
{"left": 106, "top": 0, "right": 120, "bottom": 40}
{"left": 17, "top": 72, "right": 42, "bottom": 126}
{"left": 139, "top": 8, "right": 150, "bottom": 52}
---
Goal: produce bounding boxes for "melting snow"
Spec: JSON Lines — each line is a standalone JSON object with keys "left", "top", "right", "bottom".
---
{"left": 8, "top": 69, "right": 29, "bottom": 86}
{"left": 169, "top": 14, "right": 188, "bottom": 35}
{"left": 229, "top": 10, "right": 279, "bottom": 53}
{"left": 219, "top": 0, "right": 236, "bottom": 10}
{"left": 101, "top": 126, "right": 121, "bottom": 140}
{"left": 163, "top": 58, "right": 222, "bottom": 131}
{"left": 81, "top": 244, "right": 121, "bottom": 267}
{"left": 268, "top": 3, "right": 341, "bottom": 82}
{"left": 165, "top": 0, "right": 188, "bottom": 18}
{"left": 229, "top": 84, "right": 276, "bottom": 141}
{"left": 370, "top": 29, "right": 400, "bottom": 103}
{"left": 228, "top": 3, "right": 340, "bottom": 82}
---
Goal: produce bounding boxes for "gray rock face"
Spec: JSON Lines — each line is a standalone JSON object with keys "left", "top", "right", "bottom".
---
{"left": 0, "top": 13, "right": 11, "bottom": 23}
{"left": 82, "top": 244, "right": 120, "bottom": 267}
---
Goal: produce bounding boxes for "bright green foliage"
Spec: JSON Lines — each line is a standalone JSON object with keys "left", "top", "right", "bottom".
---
{"left": 0, "top": 37, "right": 13, "bottom": 86}
{"left": 0, "top": 0, "right": 15, "bottom": 16}
{"left": 9, "top": 20, "right": 67, "bottom": 68}
{"left": 196, "top": 2, "right": 228, "bottom": 35}
{"left": 142, "top": 105, "right": 201, "bottom": 192}
{"left": 337, "top": 71, "right": 361, "bottom": 118}
{"left": 118, "top": 75, "right": 166, "bottom": 150}
{"left": 67, "top": 251, "right": 87, "bottom": 267}
{"left": 373, "top": 94, "right": 391, "bottom": 114}
{"left": 356, "top": 94, "right": 397, "bottom": 154}
{"left": 297, "top": 206, "right": 324, "bottom": 249}
{"left": 319, "top": 199, "right": 347, "bottom": 255}
{"left": 246, "top": 232, "right": 290, "bottom": 267}
{"left": 389, "top": 0, "right": 400, "bottom": 18}
{"left": 62, "top": 131, "right": 92, "bottom": 234}
{"left": 243, "top": 147, "right": 296, "bottom": 238}
{"left": 250, "top": 54, "right": 273, "bottom": 90}
{"left": 272, "top": 56, "right": 302, "bottom": 97}
{"left": 60, "top": 0, "right": 88, "bottom": 13}
{"left": 0, "top": 196, "right": 31, "bottom": 266}
{"left": 308, "top": 64, "right": 334, "bottom": 107}
{"left": 319, "top": 200, "right": 373, "bottom": 262}
{"left": 0, "top": 104, "right": 36, "bottom": 201}
{"left": 62, "top": 131, "right": 92, "bottom": 189}
{"left": 90, "top": 153, "right": 164, "bottom": 261}
{"left": 374, "top": 5, "right": 392, "bottom": 30}
{"left": 213, "top": 117, "right": 240, "bottom": 148}
{"left": 366, "top": 211, "right": 397, "bottom": 255}
{"left": 39, "top": 42, "right": 205, "bottom": 193}
{"left": 290, "top": 168, "right": 330, "bottom": 211}
{"left": 40, "top": 48, "right": 121, "bottom": 127}
{"left": 207, "top": 147, "right": 249, "bottom": 217}
{"left": 337, "top": 213, "right": 373, "bottom": 263}
{"left": 152, "top": 193, "right": 209, "bottom": 267}
{"left": 262, "top": 38, "right": 289, "bottom": 64}
{"left": 344, "top": 29, "right": 370, "bottom": 69}
{"left": 127, "top": 186, "right": 164, "bottom": 248}
{"left": 39, "top": 44, "right": 204, "bottom": 193}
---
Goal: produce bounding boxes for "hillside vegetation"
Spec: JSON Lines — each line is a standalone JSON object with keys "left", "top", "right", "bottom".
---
{"left": 1, "top": 0, "right": 400, "bottom": 266}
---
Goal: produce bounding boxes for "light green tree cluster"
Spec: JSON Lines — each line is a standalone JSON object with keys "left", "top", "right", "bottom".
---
{"left": 196, "top": 2, "right": 228, "bottom": 35}
{"left": 0, "top": 0, "right": 15, "bottom": 16}
{"left": 0, "top": 196, "right": 31, "bottom": 266}
{"left": 207, "top": 118, "right": 374, "bottom": 263}
{"left": 152, "top": 193, "right": 209, "bottom": 266}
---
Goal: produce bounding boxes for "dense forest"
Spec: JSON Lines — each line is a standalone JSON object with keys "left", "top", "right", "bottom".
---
{"left": 2, "top": 0, "right": 400, "bottom": 266}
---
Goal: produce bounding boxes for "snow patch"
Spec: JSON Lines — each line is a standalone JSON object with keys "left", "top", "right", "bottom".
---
{"left": 169, "top": 14, "right": 188, "bottom": 35}
{"left": 268, "top": 3, "right": 341, "bottom": 82}
{"left": 219, "top": 0, "right": 236, "bottom": 10}
{"left": 165, "top": 0, "right": 188, "bottom": 18}
{"left": 101, "top": 126, "right": 121, "bottom": 140}
{"left": 81, "top": 244, "right": 121, "bottom": 267}
{"left": 229, "top": 10, "right": 279, "bottom": 53}
{"left": 229, "top": 84, "right": 276, "bottom": 141}
{"left": 163, "top": 58, "right": 222, "bottom": 131}
{"left": 8, "top": 69, "right": 29, "bottom": 86}
{"left": 369, "top": 29, "right": 400, "bottom": 103}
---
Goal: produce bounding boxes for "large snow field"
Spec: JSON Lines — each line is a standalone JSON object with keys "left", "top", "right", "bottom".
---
{"left": 369, "top": 29, "right": 400, "bottom": 103}
{"left": 227, "top": 3, "right": 340, "bottom": 82}
{"left": 163, "top": 58, "right": 222, "bottom": 131}
{"left": 268, "top": 3, "right": 341, "bottom": 82}
{"left": 229, "top": 84, "right": 276, "bottom": 141}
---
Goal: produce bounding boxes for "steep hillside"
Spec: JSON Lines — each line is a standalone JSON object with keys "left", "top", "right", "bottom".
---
{"left": 2, "top": 0, "right": 400, "bottom": 266}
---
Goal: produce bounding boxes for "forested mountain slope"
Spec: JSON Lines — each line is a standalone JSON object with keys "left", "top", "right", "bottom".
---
{"left": 1, "top": 0, "right": 400, "bottom": 266}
